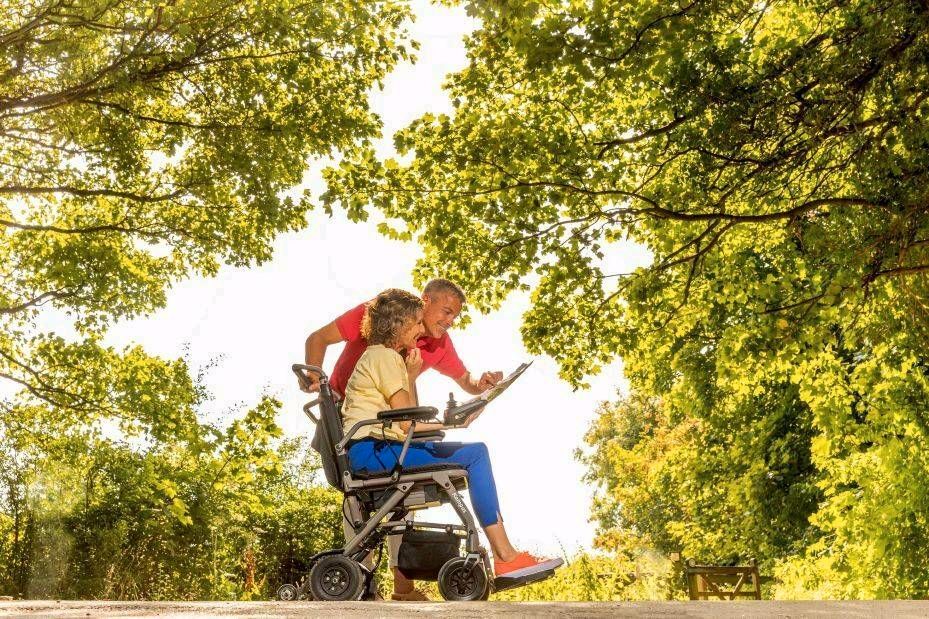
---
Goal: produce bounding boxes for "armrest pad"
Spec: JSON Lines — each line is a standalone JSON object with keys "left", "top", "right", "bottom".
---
{"left": 377, "top": 406, "right": 439, "bottom": 422}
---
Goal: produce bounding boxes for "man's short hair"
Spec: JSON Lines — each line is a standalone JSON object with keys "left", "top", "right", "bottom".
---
{"left": 423, "top": 278, "right": 466, "bottom": 304}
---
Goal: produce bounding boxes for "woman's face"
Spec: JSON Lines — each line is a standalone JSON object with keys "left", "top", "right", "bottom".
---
{"left": 397, "top": 310, "right": 425, "bottom": 350}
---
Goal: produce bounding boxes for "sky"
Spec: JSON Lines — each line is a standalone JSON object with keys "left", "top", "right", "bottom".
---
{"left": 102, "top": 0, "right": 651, "bottom": 557}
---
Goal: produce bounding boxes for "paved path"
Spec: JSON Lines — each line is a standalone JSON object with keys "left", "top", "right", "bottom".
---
{"left": 1, "top": 601, "right": 928, "bottom": 618}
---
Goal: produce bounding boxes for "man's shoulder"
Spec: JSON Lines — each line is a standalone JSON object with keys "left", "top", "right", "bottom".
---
{"left": 335, "top": 300, "right": 373, "bottom": 340}
{"left": 340, "top": 301, "right": 370, "bottom": 319}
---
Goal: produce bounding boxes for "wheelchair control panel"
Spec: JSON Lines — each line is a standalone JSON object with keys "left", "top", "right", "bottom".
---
{"left": 443, "top": 395, "right": 487, "bottom": 426}
{"left": 443, "top": 361, "right": 532, "bottom": 426}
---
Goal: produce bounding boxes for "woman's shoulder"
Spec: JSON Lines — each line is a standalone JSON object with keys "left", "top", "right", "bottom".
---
{"left": 359, "top": 344, "right": 403, "bottom": 365}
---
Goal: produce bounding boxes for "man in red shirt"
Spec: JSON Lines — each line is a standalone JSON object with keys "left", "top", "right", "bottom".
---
{"left": 304, "top": 278, "right": 503, "bottom": 399}
{"left": 302, "top": 278, "right": 503, "bottom": 600}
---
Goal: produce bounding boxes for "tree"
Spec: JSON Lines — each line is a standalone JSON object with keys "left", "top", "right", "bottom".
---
{"left": 1, "top": 0, "right": 413, "bottom": 439}
{"left": 0, "top": 396, "right": 344, "bottom": 599}
{"left": 578, "top": 389, "right": 820, "bottom": 569}
{"left": 0, "top": 0, "right": 408, "bottom": 598}
{"left": 322, "top": 0, "right": 929, "bottom": 596}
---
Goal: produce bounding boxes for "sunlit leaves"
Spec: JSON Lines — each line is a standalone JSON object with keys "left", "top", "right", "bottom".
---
{"left": 1, "top": 0, "right": 412, "bottom": 440}
{"left": 323, "top": 0, "right": 929, "bottom": 596}
{"left": 0, "top": 0, "right": 400, "bottom": 598}
{"left": 0, "top": 397, "right": 342, "bottom": 599}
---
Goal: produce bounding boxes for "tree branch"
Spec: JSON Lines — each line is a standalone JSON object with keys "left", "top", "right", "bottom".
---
{"left": 0, "top": 217, "right": 141, "bottom": 235}
{"left": 0, "top": 185, "right": 187, "bottom": 203}
{"left": 595, "top": 114, "right": 689, "bottom": 157}
{"left": 0, "top": 289, "right": 78, "bottom": 315}
{"left": 871, "top": 263, "right": 929, "bottom": 280}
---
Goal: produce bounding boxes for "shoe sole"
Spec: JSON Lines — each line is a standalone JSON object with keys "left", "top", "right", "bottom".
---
{"left": 494, "top": 557, "right": 564, "bottom": 579}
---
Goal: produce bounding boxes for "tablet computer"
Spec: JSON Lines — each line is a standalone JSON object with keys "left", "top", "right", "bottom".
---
{"left": 444, "top": 361, "right": 534, "bottom": 426}
{"left": 463, "top": 360, "right": 533, "bottom": 406}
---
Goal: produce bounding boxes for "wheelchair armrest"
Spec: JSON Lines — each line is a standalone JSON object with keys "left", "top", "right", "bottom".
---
{"left": 410, "top": 430, "right": 445, "bottom": 442}
{"left": 377, "top": 406, "right": 439, "bottom": 422}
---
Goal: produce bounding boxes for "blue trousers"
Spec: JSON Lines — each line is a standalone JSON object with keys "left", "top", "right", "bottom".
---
{"left": 347, "top": 438, "right": 502, "bottom": 528}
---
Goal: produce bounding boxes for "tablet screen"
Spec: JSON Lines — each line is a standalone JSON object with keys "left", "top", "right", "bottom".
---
{"left": 462, "top": 361, "right": 533, "bottom": 406}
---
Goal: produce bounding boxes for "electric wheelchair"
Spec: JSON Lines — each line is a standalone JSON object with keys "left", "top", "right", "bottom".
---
{"left": 279, "top": 363, "right": 562, "bottom": 602}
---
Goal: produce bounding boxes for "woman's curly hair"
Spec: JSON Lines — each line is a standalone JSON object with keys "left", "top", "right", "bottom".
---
{"left": 361, "top": 288, "right": 424, "bottom": 347}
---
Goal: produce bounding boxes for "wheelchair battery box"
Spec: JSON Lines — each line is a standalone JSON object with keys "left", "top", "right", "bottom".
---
{"left": 396, "top": 529, "right": 462, "bottom": 581}
{"left": 365, "top": 483, "right": 442, "bottom": 511}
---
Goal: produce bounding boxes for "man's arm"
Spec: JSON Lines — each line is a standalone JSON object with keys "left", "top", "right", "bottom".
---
{"left": 454, "top": 370, "right": 504, "bottom": 395}
{"left": 302, "top": 321, "right": 344, "bottom": 391}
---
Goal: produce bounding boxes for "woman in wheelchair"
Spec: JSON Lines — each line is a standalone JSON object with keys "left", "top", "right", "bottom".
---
{"left": 341, "top": 288, "right": 552, "bottom": 578}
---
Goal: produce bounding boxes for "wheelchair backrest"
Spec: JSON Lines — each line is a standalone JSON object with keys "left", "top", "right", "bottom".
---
{"left": 312, "top": 380, "right": 352, "bottom": 491}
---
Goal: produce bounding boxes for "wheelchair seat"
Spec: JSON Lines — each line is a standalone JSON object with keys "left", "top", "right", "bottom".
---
{"left": 352, "top": 461, "right": 469, "bottom": 480}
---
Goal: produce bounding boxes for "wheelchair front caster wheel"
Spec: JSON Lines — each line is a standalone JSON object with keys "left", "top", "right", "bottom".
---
{"left": 276, "top": 583, "right": 298, "bottom": 601}
{"left": 309, "top": 555, "right": 366, "bottom": 601}
{"left": 437, "top": 557, "right": 489, "bottom": 601}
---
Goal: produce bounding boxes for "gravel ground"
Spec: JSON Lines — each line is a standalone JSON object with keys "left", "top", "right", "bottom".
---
{"left": 1, "top": 601, "right": 928, "bottom": 618}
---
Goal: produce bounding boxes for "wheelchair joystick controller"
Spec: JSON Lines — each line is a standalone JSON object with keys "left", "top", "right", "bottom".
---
{"left": 444, "top": 392, "right": 458, "bottom": 426}
{"left": 443, "top": 392, "right": 486, "bottom": 426}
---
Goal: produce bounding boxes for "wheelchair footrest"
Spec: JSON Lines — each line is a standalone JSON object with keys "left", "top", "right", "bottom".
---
{"left": 492, "top": 558, "right": 563, "bottom": 593}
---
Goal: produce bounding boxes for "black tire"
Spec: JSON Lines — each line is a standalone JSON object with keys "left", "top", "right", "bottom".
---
{"left": 276, "top": 583, "right": 297, "bottom": 601}
{"left": 437, "top": 557, "right": 489, "bottom": 602}
{"left": 308, "top": 555, "right": 366, "bottom": 601}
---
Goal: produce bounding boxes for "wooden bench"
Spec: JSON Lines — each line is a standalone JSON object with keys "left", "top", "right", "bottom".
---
{"left": 681, "top": 558, "right": 762, "bottom": 600}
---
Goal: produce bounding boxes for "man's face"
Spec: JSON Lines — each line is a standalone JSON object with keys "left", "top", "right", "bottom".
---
{"left": 421, "top": 292, "right": 462, "bottom": 339}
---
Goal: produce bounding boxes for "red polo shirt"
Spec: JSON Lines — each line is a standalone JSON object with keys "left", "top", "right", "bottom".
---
{"left": 328, "top": 302, "right": 466, "bottom": 398}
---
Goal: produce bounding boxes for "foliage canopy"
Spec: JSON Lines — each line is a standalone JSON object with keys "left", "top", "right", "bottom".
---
{"left": 0, "top": 0, "right": 409, "bottom": 598}
{"left": 1, "top": 0, "right": 412, "bottom": 437}
{"left": 323, "top": 0, "right": 929, "bottom": 597}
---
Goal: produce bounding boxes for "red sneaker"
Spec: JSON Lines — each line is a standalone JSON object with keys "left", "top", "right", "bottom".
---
{"left": 493, "top": 552, "right": 562, "bottom": 577}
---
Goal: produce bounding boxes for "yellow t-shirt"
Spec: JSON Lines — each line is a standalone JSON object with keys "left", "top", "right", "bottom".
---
{"left": 341, "top": 344, "right": 409, "bottom": 442}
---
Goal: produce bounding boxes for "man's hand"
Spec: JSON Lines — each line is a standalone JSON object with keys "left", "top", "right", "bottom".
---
{"left": 405, "top": 348, "right": 424, "bottom": 378}
{"left": 476, "top": 370, "right": 503, "bottom": 391}
{"left": 298, "top": 370, "right": 321, "bottom": 393}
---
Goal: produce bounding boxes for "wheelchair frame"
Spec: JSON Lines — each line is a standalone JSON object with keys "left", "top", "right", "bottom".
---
{"left": 284, "top": 363, "right": 560, "bottom": 601}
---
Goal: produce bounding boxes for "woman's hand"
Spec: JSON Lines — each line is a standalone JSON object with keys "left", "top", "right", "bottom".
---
{"left": 405, "top": 347, "right": 423, "bottom": 377}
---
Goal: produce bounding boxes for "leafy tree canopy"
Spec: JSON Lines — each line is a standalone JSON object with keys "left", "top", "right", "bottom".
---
{"left": 323, "top": 0, "right": 929, "bottom": 596}
{"left": 1, "top": 3, "right": 409, "bottom": 594}
{"left": 1, "top": 0, "right": 413, "bottom": 440}
{"left": 0, "top": 396, "right": 344, "bottom": 599}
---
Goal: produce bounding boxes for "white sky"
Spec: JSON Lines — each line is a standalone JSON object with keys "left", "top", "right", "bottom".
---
{"left": 102, "top": 1, "right": 651, "bottom": 557}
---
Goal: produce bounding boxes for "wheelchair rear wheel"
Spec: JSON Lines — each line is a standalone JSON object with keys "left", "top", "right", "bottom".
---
{"left": 308, "top": 555, "right": 366, "bottom": 601}
{"left": 437, "top": 557, "right": 489, "bottom": 601}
